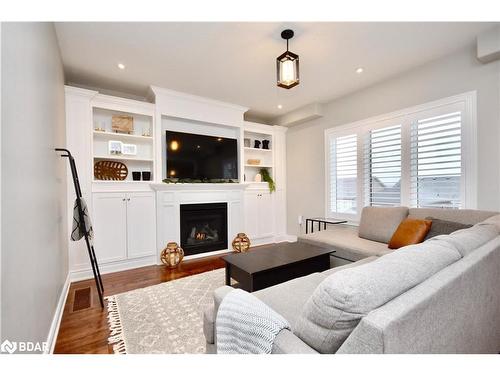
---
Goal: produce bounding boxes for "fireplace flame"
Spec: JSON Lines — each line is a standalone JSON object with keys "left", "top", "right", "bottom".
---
{"left": 195, "top": 232, "right": 207, "bottom": 240}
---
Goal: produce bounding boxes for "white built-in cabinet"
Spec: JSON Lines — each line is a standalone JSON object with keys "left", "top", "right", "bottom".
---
{"left": 65, "top": 86, "right": 291, "bottom": 281}
{"left": 243, "top": 121, "right": 288, "bottom": 246}
{"left": 92, "top": 192, "right": 156, "bottom": 264}
{"left": 244, "top": 190, "right": 275, "bottom": 241}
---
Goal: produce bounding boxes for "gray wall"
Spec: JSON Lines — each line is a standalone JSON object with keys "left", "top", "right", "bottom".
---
{"left": 286, "top": 46, "right": 500, "bottom": 235}
{"left": 1, "top": 23, "right": 67, "bottom": 348}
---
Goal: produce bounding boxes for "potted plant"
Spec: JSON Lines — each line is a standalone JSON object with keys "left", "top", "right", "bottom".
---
{"left": 260, "top": 168, "right": 276, "bottom": 193}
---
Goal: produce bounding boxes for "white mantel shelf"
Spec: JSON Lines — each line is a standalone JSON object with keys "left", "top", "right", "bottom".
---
{"left": 149, "top": 183, "right": 250, "bottom": 191}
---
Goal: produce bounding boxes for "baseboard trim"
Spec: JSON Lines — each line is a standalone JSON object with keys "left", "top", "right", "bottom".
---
{"left": 69, "top": 256, "right": 157, "bottom": 282}
{"left": 46, "top": 273, "right": 71, "bottom": 354}
{"left": 275, "top": 234, "right": 297, "bottom": 243}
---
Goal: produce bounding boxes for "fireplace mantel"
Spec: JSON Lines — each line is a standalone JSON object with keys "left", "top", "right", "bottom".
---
{"left": 150, "top": 183, "right": 250, "bottom": 191}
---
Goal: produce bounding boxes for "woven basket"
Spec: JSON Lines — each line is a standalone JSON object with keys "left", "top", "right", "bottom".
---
{"left": 94, "top": 160, "right": 128, "bottom": 180}
{"left": 247, "top": 159, "right": 261, "bottom": 165}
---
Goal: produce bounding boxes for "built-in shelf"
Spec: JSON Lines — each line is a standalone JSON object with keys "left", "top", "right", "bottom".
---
{"left": 244, "top": 164, "right": 273, "bottom": 168}
{"left": 93, "top": 131, "right": 153, "bottom": 142}
{"left": 244, "top": 147, "right": 272, "bottom": 153}
{"left": 94, "top": 155, "right": 154, "bottom": 162}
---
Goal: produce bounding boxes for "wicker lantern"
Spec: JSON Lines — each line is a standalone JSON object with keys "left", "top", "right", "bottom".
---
{"left": 232, "top": 233, "right": 251, "bottom": 253}
{"left": 160, "top": 242, "right": 184, "bottom": 268}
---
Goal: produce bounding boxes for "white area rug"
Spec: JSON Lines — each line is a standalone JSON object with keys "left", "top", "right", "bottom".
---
{"left": 106, "top": 268, "right": 225, "bottom": 354}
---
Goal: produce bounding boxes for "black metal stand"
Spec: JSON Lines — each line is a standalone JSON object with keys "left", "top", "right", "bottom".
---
{"left": 55, "top": 148, "right": 105, "bottom": 308}
{"left": 305, "top": 218, "right": 348, "bottom": 234}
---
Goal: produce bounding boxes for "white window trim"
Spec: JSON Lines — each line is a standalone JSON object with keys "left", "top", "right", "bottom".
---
{"left": 325, "top": 91, "right": 477, "bottom": 221}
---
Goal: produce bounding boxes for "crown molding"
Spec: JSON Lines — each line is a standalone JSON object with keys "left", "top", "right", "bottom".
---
{"left": 150, "top": 86, "right": 248, "bottom": 113}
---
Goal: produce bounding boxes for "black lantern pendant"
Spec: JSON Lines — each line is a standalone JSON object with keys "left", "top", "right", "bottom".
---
{"left": 277, "top": 29, "right": 299, "bottom": 89}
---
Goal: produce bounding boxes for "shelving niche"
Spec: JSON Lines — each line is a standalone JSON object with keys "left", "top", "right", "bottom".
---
{"left": 92, "top": 107, "right": 154, "bottom": 182}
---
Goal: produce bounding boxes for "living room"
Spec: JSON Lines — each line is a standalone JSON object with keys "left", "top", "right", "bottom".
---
{"left": 1, "top": 1, "right": 500, "bottom": 373}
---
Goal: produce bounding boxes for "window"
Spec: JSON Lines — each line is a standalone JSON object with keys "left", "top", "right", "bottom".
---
{"left": 365, "top": 125, "right": 402, "bottom": 207}
{"left": 325, "top": 92, "right": 476, "bottom": 220}
{"left": 329, "top": 134, "right": 357, "bottom": 215}
{"left": 410, "top": 112, "right": 462, "bottom": 208}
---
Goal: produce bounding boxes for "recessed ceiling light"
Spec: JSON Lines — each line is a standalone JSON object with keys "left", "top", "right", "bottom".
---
{"left": 117, "top": 63, "right": 126, "bottom": 70}
{"left": 277, "top": 104, "right": 283, "bottom": 109}
{"left": 356, "top": 67, "right": 364, "bottom": 74}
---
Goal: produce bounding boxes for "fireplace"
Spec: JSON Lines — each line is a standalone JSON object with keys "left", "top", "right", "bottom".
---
{"left": 180, "top": 203, "right": 228, "bottom": 256}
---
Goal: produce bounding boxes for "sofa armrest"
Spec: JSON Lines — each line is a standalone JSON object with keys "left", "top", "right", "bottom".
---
{"left": 214, "top": 285, "right": 234, "bottom": 316}
{"left": 272, "top": 330, "right": 318, "bottom": 354}
{"left": 203, "top": 285, "right": 234, "bottom": 346}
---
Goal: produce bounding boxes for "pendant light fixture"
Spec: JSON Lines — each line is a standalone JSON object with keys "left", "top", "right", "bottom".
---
{"left": 277, "top": 29, "right": 299, "bottom": 89}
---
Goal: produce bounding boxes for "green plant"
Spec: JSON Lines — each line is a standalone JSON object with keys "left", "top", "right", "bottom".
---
{"left": 260, "top": 168, "right": 276, "bottom": 193}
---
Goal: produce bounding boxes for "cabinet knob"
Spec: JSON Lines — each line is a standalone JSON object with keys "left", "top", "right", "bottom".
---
{"left": 122, "top": 198, "right": 126, "bottom": 201}
{"left": 127, "top": 198, "right": 131, "bottom": 201}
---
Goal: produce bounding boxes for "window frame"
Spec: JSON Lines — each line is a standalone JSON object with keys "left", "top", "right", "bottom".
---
{"left": 324, "top": 91, "right": 477, "bottom": 222}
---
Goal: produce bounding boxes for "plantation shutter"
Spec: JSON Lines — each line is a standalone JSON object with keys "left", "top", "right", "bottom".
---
{"left": 329, "top": 134, "right": 357, "bottom": 214}
{"left": 410, "top": 111, "right": 462, "bottom": 208}
{"left": 364, "top": 125, "right": 402, "bottom": 206}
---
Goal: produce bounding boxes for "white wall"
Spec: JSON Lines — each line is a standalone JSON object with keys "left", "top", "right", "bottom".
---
{"left": 1, "top": 23, "right": 67, "bottom": 349}
{"left": 286, "top": 46, "right": 500, "bottom": 235}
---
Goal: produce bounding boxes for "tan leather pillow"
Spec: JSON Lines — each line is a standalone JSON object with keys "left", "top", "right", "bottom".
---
{"left": 388, "top": 218, "right": 432, "bottom": 249}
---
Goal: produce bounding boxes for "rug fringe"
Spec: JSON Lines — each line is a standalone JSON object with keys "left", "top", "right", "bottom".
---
{"left": 105, "top": 296, "right": 127, "bottom": 354}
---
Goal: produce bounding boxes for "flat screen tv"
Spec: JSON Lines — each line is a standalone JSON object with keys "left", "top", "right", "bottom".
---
{"left": 166, "top": 130, "right": 238, "bottom": 181}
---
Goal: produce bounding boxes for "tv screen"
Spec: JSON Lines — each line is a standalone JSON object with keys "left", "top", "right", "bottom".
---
{"left": 166, "top": 130, "right": 238, "bottom": 180}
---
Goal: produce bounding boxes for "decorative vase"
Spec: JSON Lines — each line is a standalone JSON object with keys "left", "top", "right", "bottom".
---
{"left": 254, "top": 173, "right": 262, "bottom": 182}
{"left": 262, "top": 140, "right": 270, "bottom": 149}
{"left": 244, "top": 138, "right": 251, "bottom": 148}
{"left": 160, "top": 242, "right": 184, "bottom": 268}
{"left": 254, "top": 140, "right": 261, "bottom": 149}
{"left": 132, "top": 171, "right": 141, "bottom": 181}
{"left": 232, "top": 233, "right": 251, "bottom": 253}
{"left": 142, "top": 171, "right": 151, "bottom": 181}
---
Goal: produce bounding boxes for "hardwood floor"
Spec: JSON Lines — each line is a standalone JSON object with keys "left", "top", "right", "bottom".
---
{"left": 54, "top": 254, "right": 226, "bottom": 354}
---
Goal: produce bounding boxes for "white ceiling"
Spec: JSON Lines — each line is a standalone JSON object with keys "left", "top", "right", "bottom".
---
{"left": 55, "top": 22, "right": 495, "bottom": 122}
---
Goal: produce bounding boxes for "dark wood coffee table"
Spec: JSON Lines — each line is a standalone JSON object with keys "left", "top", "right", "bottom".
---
{"left": 222, "top": 242, "right": 335, "bottom": 292}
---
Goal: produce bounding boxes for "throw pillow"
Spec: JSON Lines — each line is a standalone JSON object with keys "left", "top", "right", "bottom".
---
{"left": 358, "top": 206, "right": 409, "bottom": 243}
{"left": 424, "top": 217, "right": 472, "bottom": 240}
{"left": 388, "top": 218, "right": 432, "bottom": 249}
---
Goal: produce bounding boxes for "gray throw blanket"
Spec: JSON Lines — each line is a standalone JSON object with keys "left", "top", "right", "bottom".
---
{"left": 71, "top": 198, "right": 93, "bottom": 241}
{"left": 216, "top": 289, "right": 290, "bottom": 354}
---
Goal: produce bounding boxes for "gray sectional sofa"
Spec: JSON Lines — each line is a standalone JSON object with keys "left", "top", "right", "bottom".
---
{"left": 203, "top": 207, "right": 500, "bottom": 354}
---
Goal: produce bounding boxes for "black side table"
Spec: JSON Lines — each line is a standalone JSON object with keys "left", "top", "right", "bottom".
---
{"left": 305, "top": 217, "right": 347, "bottom": 234}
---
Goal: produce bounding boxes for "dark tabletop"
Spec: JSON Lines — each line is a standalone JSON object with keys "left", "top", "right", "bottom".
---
{"left": 222, "top": 242, "right": 334, "bottom": 274}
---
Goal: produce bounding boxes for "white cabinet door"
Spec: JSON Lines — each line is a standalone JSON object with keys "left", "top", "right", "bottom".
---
{"left": 92, "top": 192, "right": 127, "bottom": 263}
{"left": 258, "top": 191, "right": 275, "bottom": 238}
{"left": 244, "top": 191, "right": 260, "bottom": 239}
{"left": 126, "top": 192, "right": 156, "bottom": 259}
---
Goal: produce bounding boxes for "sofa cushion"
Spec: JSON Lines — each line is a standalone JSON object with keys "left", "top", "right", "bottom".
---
{"left": 424, "top": 217, "right": 472, "bottom": 240}
{"left": 298, "top": 225, "right": 391, "bottom": 261}
{"left": 252, "top": 257, "right": 378, "bottom": 329}
{"left": 253, "top": 273, "right": 325, "bottom": 328}
{"left": 478, "top": 214, "right": 500, "bottom": 232}
{"left": 358, "top": 206, "right": 409, "bottom": 243}
{"left": 428, "top": 224, "right": 499, "bottom": 257}
{"left": 408, "top": 208, "right": 497, "bottom": 226}
{"left": 388, "top": 218, "right": 432, "bottom": 249}
{"left": 294, "top": 241, "right": 462, "bottom": 353}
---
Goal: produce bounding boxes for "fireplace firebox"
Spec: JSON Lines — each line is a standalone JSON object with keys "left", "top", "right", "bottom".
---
{"left": 180, "top": 203, "right": 228, "bottom": 256}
